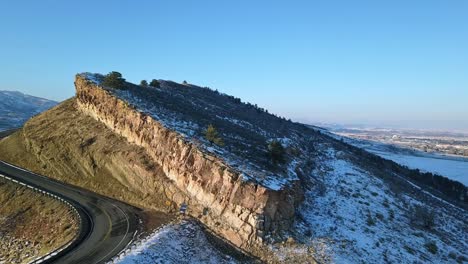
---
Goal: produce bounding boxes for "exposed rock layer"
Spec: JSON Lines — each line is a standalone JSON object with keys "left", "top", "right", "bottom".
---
{"left": 75, "top": 76, "right": 300, "bottom": 247}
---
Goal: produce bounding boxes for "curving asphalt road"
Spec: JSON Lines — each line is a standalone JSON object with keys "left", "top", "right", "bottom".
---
{"left": 0, "top": 130, "right": 140, "bottom": 264}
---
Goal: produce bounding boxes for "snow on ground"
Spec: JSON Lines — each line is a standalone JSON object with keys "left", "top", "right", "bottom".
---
{"left": 0, "top": 90, "right": 57, "bottom": 131}
{"left": 110, "top": 220, "right": 239, "bottom": 264}
{"left": 372, "top": 150, "right": 468, "bottom": 186}
{"left": 107, "top": 82, "right": 299, "bottom": 191}
{"left": 329, "top": 131, "right": 468, "bottom": 186}
{"left": 293, "top": 147, "right": 467, "bottom": 263}
{"left": 81, "top": 72, "right": 102, "bottom": 85}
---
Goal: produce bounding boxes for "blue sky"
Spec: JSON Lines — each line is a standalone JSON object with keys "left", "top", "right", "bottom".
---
{"left": 1, "top": 1, "right": 467, "bottom": 131}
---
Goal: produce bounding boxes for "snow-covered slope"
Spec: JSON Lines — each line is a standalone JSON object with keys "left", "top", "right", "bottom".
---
{"left": 0, "top": 91, "right": 57, "bottom": 130}
{"left": 292, "top": 147, "right": 467, "bottom": 263}
{"left": 81, "top": 73, "right": 316, "bottom": 191}
{"left": 113, "top": 144, "right": 468, "bottom": 263}
{"left": 373, "top": 150, "right": 468, "bottom": 186}
{"left": 331, "top": 133, "right": 468, "bottom": 186}
{"left": 112, "top": 220, "right": 243, "bottom": 264}
{"left": 78, "top": 73, "right": 466, "bottom": 263}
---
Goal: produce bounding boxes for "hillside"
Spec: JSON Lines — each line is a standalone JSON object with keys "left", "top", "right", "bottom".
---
{"left": 0, "top": 99, "right": 178, "bottom": 211}
{"left": 82, "top": 73, "right": 466, "bottom": 205}
{"left": 0, "top": 178, "right": 78, "bottom": 263}
{"left": 0, "top": 91, "right": 57, "bottom": 131}
{"left": 337, "top": 133, "right": 468, "bottom": 186}
{"left": 0, "top": 73, "right": 466, "bottom": 263}
{"left": 82, "top": 73, "right": 315, "bottom": 191}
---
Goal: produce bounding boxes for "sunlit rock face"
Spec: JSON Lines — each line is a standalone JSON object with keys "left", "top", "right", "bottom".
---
{"left": 75, "top": 75, "right": 303, "bottom": 248}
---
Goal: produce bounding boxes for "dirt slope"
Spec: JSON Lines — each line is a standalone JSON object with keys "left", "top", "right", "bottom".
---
{"left": 0, "top": 99, "right": 179, "bottom": 212}
{"left": 0, "top": 178, "right": 77, "bottom": 263}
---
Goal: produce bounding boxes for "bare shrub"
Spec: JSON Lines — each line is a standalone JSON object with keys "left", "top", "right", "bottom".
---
{"left": 410, "top": 205, "right": 436, "bottom": 229}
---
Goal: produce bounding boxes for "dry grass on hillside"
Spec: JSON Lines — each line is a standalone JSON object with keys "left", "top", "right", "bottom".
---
{"left": 0, "top": 178, "right": 78, "bottom": 263}
{"left": 0, "top": 99, "right": 177, "bottom": 212}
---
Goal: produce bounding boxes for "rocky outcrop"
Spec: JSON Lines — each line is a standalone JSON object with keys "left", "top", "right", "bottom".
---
{"left": 75, "top": 75, "right": 301, "bottom": 248}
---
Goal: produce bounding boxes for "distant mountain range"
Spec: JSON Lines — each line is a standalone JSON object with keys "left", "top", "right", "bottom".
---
{"left": 312, "top": 122, "right": 468, "bottom": 138}
{"left": 0, "top": 91, "right": 57, "bottom": 131}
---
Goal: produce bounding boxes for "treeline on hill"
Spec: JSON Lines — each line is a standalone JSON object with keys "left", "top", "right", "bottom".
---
{"left": 101, "top": 71, "right": 291, "bottom": 122}
{"left": 338, "top": 138, "right": 468, "bottom": 206}
{"left": 101, "top": 71, "right": 126, "bottom": 89}
{"left": 96, "top": 71, "right": 467, "bottom": 205}
{"left": 99, "top": 71, "right": 311, "bottom": 172}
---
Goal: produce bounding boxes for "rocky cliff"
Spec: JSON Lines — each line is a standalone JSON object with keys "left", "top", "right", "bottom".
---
{"left": 74, "top": 75, "right": 302, "bottom": 248}
{"left": 2, "top": 73, "right": 465, "bottom": 263}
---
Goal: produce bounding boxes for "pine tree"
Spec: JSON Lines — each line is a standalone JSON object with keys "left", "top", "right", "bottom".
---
{"left": 268, "top": 140, "right": 286, "bottom": 164}
{"left": 149, "top": 79, "right": 160, "bottom": 88}
{"left": 204, "top": 125, "right": 224, "bottom": 146}
{"left": 140, "top": 80, "right": 148, "bottom": 87}
{"left": 102, "top": 71, "right": 126, "bottom": 89}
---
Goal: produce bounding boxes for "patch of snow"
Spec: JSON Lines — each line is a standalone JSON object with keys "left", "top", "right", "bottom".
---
{"left": 112, "top": 89, "right": 200, "bottom": 139}
{"left": 80, "top": 72, "right": 102, "bottom": 85}
{"left": 293, "top": 147, "right": 468, "bottom": 263}
{"left": 105, "top": 85, "right": 299, "bottom": 191}
{"left": 373, "top": 150, "right": 468, "bottom": 186}
{"left": 272, "top": 137, "right": 294, "bottom": 148}
{"left": 111, "top": 220, "right": 238, "bottom": 264}
{"left": 338, "top": 134, "right": 468, "bottom": 186}
{"left": 0, "top": 90, "right": 57, "bottom": 130}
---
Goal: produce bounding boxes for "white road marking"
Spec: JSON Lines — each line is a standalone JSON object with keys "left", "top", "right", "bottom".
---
{"left": 95, "top": 202, "right": 132, "bottom": 263}
{"left": 0, "top": 161, "right": 136, "bottom": 264}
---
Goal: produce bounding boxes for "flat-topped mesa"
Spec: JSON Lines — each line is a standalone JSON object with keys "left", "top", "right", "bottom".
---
{"left": 74, "top": 73, "right": 305, "bottom": 247}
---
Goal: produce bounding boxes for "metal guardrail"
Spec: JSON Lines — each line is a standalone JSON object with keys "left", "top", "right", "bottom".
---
{"left": 107, "top": 216, "right": 181, "bottom": 263}
{"left": 0, "top": 173, "right": 83, "bottom": 264}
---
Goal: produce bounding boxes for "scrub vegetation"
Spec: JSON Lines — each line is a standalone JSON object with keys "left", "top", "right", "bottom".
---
{"left": 0, "top": 178, "right": 78, "bottom": 263}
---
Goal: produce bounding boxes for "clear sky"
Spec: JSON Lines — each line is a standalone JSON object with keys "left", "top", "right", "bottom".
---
{"left": 1, "top": 1, "right": 467, "bottom": 131}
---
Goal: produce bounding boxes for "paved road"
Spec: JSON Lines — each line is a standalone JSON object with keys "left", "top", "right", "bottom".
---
{"left": 0, "top": 130, "right": 140, "bottom": 263}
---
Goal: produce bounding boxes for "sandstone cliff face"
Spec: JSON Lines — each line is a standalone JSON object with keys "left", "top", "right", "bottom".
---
{"left": 75, "top": 75, "right": 301, "bottom": 247}
{"left": 0, "top": 100, "right": 181, "bottom": 212}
